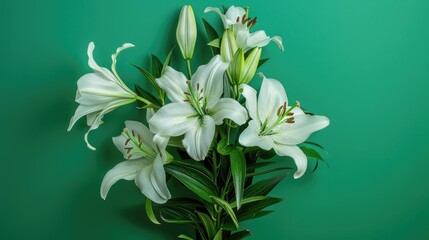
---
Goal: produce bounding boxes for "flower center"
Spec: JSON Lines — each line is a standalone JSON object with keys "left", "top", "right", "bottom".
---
{"left": 184, "top": 82, "right": 207, "bottom": 116}
{"left": 260, "top": 101, "right": 300, "bottom": 136}
{"left": 123, "top": 129, "right": 157, "bottom": 159}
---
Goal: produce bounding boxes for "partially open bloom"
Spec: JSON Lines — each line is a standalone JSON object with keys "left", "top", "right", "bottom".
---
{"left": 100, "top": 121, "right": 171, "bottom": 204}
{"left": 230, "top": 47, "right": 262, "bottom": 84}
{"left": 67, "top": 42, "right": 137, "bottom": 150}
{"left": 149, "top": 55, "right": 248, "bottom": 160}
{"left": 205, "top": 5, "right": 284, "bottom": 52}
{"left": 239, "top": 75, "right": 330, "bottom": 178}
{"left": 176, "top": 5, "right": 197, "bottom": 60}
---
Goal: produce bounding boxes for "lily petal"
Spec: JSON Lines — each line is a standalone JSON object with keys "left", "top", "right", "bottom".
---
{"left": 150, "top": 155, "right": 171, "bottom": 200}
{"left": 272, "top": 144, "right": 307, "bottom": 179}
{"left": 156, "top": 66, "right": 189, "bottom": 102}
{"left": 149, "top": 102, "right": 198, "bottom": 137}
{"left": 135, "top": 159, "right": 168, "bottom": 204}
{"left": 84, "top": 98, "right": 136, "bottom": 150}
{"left": 87, "top": 42, "right": 117, "bottom": 83}
{"left": 100, "top": 159, "right": 143, "bottom": 200}
{"left": 191, "top": 55, "right": 229, "bottom": 108}
{"left": 182, "top": 115, "right": 215, "bottom": 160}
{"left": 240, "top": 84, "right": 259, "bottom": 123}
{"left": 247, "top": 31, "right": 284, "bottom": 51}
{"left": 258, "top": 76, "right": 287, "bottom": 126}
{"left": 211, "top": 98, "right": 248, "bottom": 125}
{"left": 224, "top": 6, "right": 246, "bottom": 26}
{"left": 272, "top": 109, "right": 330, "bottom": 145}
{"left": 204, "top": 7, "right": 229, "bottom": 29}
{"left": 239, "top": 120, "right": 274, "bottom": 150}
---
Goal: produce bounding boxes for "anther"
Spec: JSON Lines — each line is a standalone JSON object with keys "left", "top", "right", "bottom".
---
{"left": 124, "top": 147, "right": 133, "bottom": 154}
{"left": 236, "top": 16, "right": 240, "bottom": 22}
{"left": 287, "top": 112, "right": 294, "bottom": 116}
{"left": 277, "top": 106, "right": 283, "bottom": 116}
{"left": 138, "top": 134, "right": 142, "bottom": 143}
{"left": 131, "top": 130, "right": 135, "bottom": 137}
{"left": 125, "top": 138, "right": 131, "bottom": 146}
{"left": 127, "top": 154, "right": 132, "bottom": 159}
{"left": 197, "top": 83, "right": 200, "bottom": 91}
{"left": 286, "top": 117, "right": 295, "bottom": 123}
{"left": 198, "top": 96, "right": 203, "bottom": 101}
{"left": 184, "top": 92, "right": 190, "bottom": 95}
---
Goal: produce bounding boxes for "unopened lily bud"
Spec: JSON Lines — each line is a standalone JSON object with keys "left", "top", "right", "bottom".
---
{"left": 230, "top": 48, "right": 244, "bottom": 85}
{"left": 220, "top": 29, "right": 238, "bottom": 62}
{"left": 242, "top": 47, "right": 262, "bottom": 84}
{"left": 176, "top": 5, "right": 197, "bottom": 60}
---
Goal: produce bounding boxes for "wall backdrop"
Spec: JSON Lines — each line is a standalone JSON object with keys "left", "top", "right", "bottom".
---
{"left": 2, "top": 0, "right": 429, "bottom": 239}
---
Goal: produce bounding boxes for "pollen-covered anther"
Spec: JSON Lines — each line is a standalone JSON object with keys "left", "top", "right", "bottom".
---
{"left": 276, "top": 106, "right": 283, "bottom": 116}
{"left": 196, "top": 83, "right": 200, "bottom": 91}
{"left": 236, "top": 16, "right": 240, "bottom": 22}
{"left": 131, "top": 130, "right": 136, "bottom": 137}
{"left": 287, "top": 112, "right": 295, "bottom": 116}
{"left": 124, "top": 147, "right": 133, "bottom": 154}
{"left": 286, "top": 117, "right": 295, "bottom": 123}
{"left": 127, "top": 154, "right": 132, "bottom": 159}
{"left": 138, "top": 134, "right": 142, "bottom": 143}
{"left": 125, "top": 138, "right": 131, "bottom": 146}
{"left": 184, "top": 91, "right": 190, "bottom": 95}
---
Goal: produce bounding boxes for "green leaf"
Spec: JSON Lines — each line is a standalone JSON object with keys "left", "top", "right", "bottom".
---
{"left": 239, "top": 210, "right": 274, "bottom": 221}
{"left": 162, "top": 47, "right": 175, "bottom": 75}
{"left": 151, "top": 54, "right": 163, "bottom": 78}
{"left": 228, "top": 230, "right": 251, "bottom": 240}
{"left": 258, "top": 149, "right": 276, "bottom": 159}
{"left": 214, "top": 229, "right": 223, "bottom": 240}
{"left": 210, "top": 196, "right": 239, "bottom": 229}
{"left": 217, "top": 138, "right": 233, "bottom": 156}
{"left": 202, "top": 19, "right": 220, "bottom": 55}
{"left": 161, "top": 214, "right": 194, "bottom": 224}
{"left": 165, "top": 164, "right": 218, "bottom": 202}
{"left": 145, "top": 198, "right": 160, "bottom": 225}
{"left": 257, "top": 58, "right": 269, "bottom": 69}
{"left": 207, "top": 38, "right": 220, "bottom": 48}
{"left": 197, "top": 212, "right": 216, "bottom": 239}
{"left": 300, "top": 146, "right": 324, "bottom": 161}
{"left": 246, "top": 167, "right": 291, "bottom": 177}
{"left": 134, "top": 84, "right": 162, "bottom": 108}
{"left": 236, "top": 197, "right": 282, "bottom": 221}
{"left": 244, "top": 173, "right": 287, "bottom": 197}
{"left": 230, "top": 148, "right": 246, "bottom": 209}
{"left": 173, "top": 160, "right": 214, "bottom": 180}
{"left": 230, "top": 196, "right": 270, "bottom": 209}
{"left": 132, "top": 64, "right": 162, "bottom": 94}
{"left": 178, "top": 234, "right": 194, "bottom": 240}
{"left": 304, "top": 141, "right": 327, "bottom": 151}
{"left": 246, "top": 161, "right": 276, "bottom": 171}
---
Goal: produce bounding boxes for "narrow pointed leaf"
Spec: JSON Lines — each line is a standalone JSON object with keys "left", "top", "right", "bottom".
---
{"left": 230, "top": 148, "right": 246, "bottom": 209}
{"left": 197, "top": 212, "right": 216, "bottom": 239}
{"left": 246, "top": 167, "right": 291, "bottom": 177}
{"left": 230, "top": 196, "right": 270, "bottom": 209}
{"left": 228, "top": 230, "right": 251, "bottom": 240}
{"left": 208, "top": 38, "right": 220, "bottom": 48}
{"left": 151, "top": 54, "right": 163, "bottom": 78}
{"left": 165, "top": 164, "right": 218, "bottom": 202}
{"left": 210, "top": 196, "right": 239, "bottom": 229}
{"left": 134, "top": 84, "right": 162, "bottom": 108}
{"left": 178, "top": 234, "right": 194, "bottom": 240}
{"left": 132, "top": 64, "right": 162, "bottom": 94}
{"left": 244, "top": 173, "right": 287, "bottom": 197}
{"left": 214, "top": 229, "right": 223, "bottom": 240}
{"left": 202, "top": 19, "right": 220, "bottom": 55}
{"left": 300, "top": 146, "right": 325, "bottom": 161}
{"left": 145, "top": 198, "right": 161, "bottom": 225}
{"left": 162, "top": 47, "right": 175, "bottom": 75}
{"left": 304, "top": 141, "right": 327, "bottom": 151}
{"left": 257, "top": 58, "right": 269, "bottom": 69}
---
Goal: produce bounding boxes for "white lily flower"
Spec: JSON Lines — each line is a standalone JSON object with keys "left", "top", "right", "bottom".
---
{"left": 100, "top": 121, "right": 171, "bottom": 204}
{"left": 149, "top": 55, "right": 248, "bottom": 160}
{"left": 68, "top": 42, "right": 138, "bottom": 150}
{"left": 205, "top": 6, "right": 284, "bottom": 52}
{"left": 239, "top": 75, "right": 329, "bottom": 179}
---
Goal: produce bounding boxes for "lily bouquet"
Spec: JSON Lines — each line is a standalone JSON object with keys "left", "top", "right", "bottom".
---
{"left": 68, "top": 5, "right": 329, "bottom": 240}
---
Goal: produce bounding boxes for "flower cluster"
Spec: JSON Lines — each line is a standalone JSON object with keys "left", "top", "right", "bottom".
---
{"left": 68, "top": 4, "right": 330, "bottom": 239}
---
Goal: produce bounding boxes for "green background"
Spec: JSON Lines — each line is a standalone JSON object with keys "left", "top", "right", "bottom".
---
{"left": 2, "top": 0, "right": 428, "bottom": 239}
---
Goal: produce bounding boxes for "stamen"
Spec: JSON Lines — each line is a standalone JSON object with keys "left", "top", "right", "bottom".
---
{"left": 127, "top": 154, "right": 132, "bottom": 159}
{"left": 124, "top": 147, "right": 133, "bottom": 154}
{"left": 184, "top": 92, "right": 190, "bottom": 95}
{"left": 131, "top": 130, "right": 135, "bottom": 137}
{"left": 125, "top": 138, "right": 131, "bottom": 145}
{"left": 236, "top": 16, "right": 240, "bottom": 22}
{"left": 138, "top": 134, "right": 142, "bottom": 143}
{"left": 286, "top": 117, "right": 295, "bottom": 123}
{"left": 200, "top": 88, "right": 204, "bottom": 93}
{"left": 196, "top": 83, "right": 200, "bottom": 91}
{"left": 198, "top": 96, "right": 203, "bottom": 101}
{"left": 277, "top": 106, "right": 283, "bottom": 116}
{"left": 287, "top": 112, "right": 294, "bottom": 116}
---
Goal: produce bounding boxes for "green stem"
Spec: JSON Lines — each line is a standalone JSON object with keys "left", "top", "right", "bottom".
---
{"left": 186, "top": 59, "right": 192, "bottom": 79}
{"left": 135, "top": 95, "right": 158, "bottom": 109}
